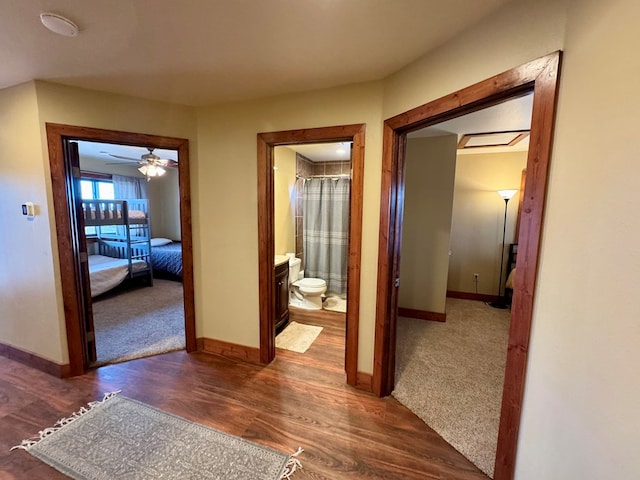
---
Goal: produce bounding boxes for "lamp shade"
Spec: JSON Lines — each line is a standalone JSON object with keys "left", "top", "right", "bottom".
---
{"left": 497, "top": 189, "right": 517, "bottom": 200}
{"left": 138, "top": 165, "right": 166, "bottom": 177}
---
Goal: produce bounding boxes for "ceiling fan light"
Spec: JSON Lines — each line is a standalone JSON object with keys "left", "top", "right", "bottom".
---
{"left": 40, "top": 12, "right": 79, "bottom": 37}
{"left": 138, "top": 165, "right": 149, "bottom": 176}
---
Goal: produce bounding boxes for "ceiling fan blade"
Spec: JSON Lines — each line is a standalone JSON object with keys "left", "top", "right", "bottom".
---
{"left": 105, "top": 162, "right": 139, "bottom": 166}
{"left": 155, "top": 158, "right": 179, "bottom": 167}
{"left": 103, "top": 153, "right": 141, "bottom": 162}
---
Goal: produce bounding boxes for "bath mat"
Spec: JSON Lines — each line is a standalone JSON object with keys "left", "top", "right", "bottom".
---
{"left": 276, "top": 321, "right": 323, "bottom": 353}
{"left": 323, "top": 296, "right": 346, "bottom": 313}
{"left": 12, "top": 392, "right": 302, "bottom": 480}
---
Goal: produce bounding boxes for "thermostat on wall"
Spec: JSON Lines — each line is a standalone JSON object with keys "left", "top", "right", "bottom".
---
{"left": 22, "top": 202, "right": 35, "bottom": 219}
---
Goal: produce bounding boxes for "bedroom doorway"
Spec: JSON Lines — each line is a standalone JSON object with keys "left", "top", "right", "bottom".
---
{"left": 47, "top": 124, "right": 196, "bottom": 376}
{"left": 373, "top": 53, "right": 561, "bottom": 479}
{"left": 75, "top": 140, "right": 186, "bottom": 366}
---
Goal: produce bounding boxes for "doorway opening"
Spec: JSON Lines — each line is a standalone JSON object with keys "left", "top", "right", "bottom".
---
{"left": 75, "top": 140, "right": 186, "bottom": 366}
{"left": 373, "top": 52, "right": 561, "bottom": 479}
{"left": 392, "top": 94, "right": 533, "bottom": 478}
{"left": 47, "top": 124, "right": 197, "bottom": 376}
{"left": 257, "top": 124, "right": 365, "bottom": 387}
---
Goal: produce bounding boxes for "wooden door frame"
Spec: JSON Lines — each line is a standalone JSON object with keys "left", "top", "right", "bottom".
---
{"left": 257, "top": 124, "right": 365, "bottom": 387}
{"left": 372, "top": 52, "right": 562, "bottom": 480}
{"left": 47, "top": 123, "right": 197, "bottom": 376}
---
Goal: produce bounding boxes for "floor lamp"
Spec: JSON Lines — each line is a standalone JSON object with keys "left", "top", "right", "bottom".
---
{"left": 489, "top": 189, "right": 517, "bottom": 309}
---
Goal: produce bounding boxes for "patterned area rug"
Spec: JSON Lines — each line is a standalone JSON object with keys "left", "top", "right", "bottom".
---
{"left": 276, "top": 321, "right": 323, "bottom": 353}
{"left": 12, "top": 393, "right": 302, "bottom": 480}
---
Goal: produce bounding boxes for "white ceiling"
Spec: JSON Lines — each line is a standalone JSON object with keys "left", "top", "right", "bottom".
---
{"left": 0, "top": 0, "right": 510, "bottom": 106}
{"left": 76, "top": 140, "right": 177, "bottom": 164}
{"left": 287, "top": 142, "right": 352, "bottom": 162}
{"left": 408, "top": 93, "right": 533, "bottom": 154}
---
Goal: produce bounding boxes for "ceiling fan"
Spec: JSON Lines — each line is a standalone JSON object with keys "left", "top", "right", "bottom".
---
{"left": 103, "top": 147, "right": 178, "bottom": 180}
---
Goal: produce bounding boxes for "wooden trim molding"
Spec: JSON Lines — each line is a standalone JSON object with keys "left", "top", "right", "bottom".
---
{"left": 257, "top": 124, "right": 365, "bottom": 388}
{"left": 356, "top": 371, "right": 373, "bottom": 393}
{"left": 373, "top": 52, "right": 562, "bottom": 480}
{"left": 0, "top": 342, "right": 71, "bottom": 378}
{"left": 446, "top": 290, "right": 499, "bottom": 303}
{"left": 398, "top": 307, "right": 446, "bottom": 322}
{"left": 46, "top": 123, "right": 197, "bottom": 376}
{"left": 197, "top": 337, "right": 261, "bottom": 364}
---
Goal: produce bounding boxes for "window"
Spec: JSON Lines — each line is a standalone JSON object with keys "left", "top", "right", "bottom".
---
{"left": 81, "top": 177, "right": 116, "bottom": 236}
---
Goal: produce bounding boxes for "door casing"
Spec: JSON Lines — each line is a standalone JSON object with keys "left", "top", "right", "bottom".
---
{"left": 257, "top": 124, "right": 365, "bottom": 387}
{"left": 47, "top": 123, "right": 197, "bottom": 376}
{"left": 373, "top": 52, "right": 562, "bottom": 479}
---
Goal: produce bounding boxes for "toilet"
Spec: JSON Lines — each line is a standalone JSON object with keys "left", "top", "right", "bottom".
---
{"left": 287, "top": 254, "right": 327, "bottom": 310}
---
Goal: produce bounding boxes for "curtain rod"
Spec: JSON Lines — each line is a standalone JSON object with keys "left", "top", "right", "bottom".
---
{"left": 295, "top": 174, "right": 350, "bottom": 179}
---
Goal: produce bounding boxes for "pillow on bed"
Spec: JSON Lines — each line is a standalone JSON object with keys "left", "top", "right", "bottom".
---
{"left": 150, "top": 238, "right": 173, "bottom": 247}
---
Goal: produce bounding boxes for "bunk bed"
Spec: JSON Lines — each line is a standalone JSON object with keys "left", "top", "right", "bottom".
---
{"left": 82, "top": 199, "right": 153, "bottom": 297}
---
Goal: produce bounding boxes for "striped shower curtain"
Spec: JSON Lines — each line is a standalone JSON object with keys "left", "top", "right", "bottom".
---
{"left": 303, "top": 177, "right": 350, "bottom": 294}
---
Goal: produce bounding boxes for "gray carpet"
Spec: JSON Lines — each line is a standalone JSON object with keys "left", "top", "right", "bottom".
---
{"left": 92, "top": 279, "right": 186, "bottom": 366}
{"left": 392, "top": 298, "right": 510, "bottom": 478}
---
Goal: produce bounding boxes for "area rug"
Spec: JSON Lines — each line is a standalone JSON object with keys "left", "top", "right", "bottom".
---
{"left": 322, "top": 295, "right": 346, "bottom": 313}
{"left": 276, "top": 321, "right": 323, "bottom": 353}
{"left": 12, "top": 392, "right": 302, "bottom": 480}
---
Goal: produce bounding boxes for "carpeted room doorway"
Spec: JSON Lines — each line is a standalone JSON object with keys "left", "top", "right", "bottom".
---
{"left": 91, "top": 279, "right": 186, "bottom": 366}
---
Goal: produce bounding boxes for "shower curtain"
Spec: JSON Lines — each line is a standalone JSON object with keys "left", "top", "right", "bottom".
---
{"left": 303, "top": 177, "right": 350, "bottom": 295}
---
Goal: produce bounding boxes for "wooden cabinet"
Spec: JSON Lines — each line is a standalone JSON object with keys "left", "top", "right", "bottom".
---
{"left": 274, "top": 261, "right": 290, "bottom": 331}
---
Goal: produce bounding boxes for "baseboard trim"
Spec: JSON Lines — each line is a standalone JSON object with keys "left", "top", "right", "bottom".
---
{"left": 0, "top": 342, "right": 70, "bottom": 378}
{"left": 398, "top": 307, "right": 446, "bottom": 323}
{"left": 197, "top": 337, "right": 261, "bottom": 364}
{"left": 446, "top": 290, "right": 499, "bottom": 303}
{"left": 356, "top": 371, "right": 373, "bottom": 393}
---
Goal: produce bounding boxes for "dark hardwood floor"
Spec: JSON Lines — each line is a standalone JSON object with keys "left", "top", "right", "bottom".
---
{"left": 1, "top": 307, "right": 488, "bottom": 479}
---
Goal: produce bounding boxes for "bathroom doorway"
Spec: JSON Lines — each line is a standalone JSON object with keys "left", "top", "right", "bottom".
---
{"left": 273, "top": 144, "right": 351, "bottom": 374}
{"left": 257, "top": 124, "right": 365, "bottom": 388}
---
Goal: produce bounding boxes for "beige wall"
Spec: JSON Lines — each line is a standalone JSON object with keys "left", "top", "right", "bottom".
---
{"left": 399, "top": 135, "right": 457, "bottom": 314}
{"left": 146, "top": 168, "right": 181, "bottom": 240}
{"left": 514, "top": 0, "right": 640, "bottom": 478}
{"left": 0, "top": 82, "right": 66, "bottom": 363}
{"left": 448, "top": 151, "right": 526, "bottom": 295}
{"left": 195, "top": 81, "right": 384, "bottom": 362}
{"left": 3, "top": 0, "right": 640, "bottom": 476}
{"left": 273, "top": 146, "right": 296, "bottom": 255}
{"left": 0, "top": 81, "right": 196, "bottom": 364}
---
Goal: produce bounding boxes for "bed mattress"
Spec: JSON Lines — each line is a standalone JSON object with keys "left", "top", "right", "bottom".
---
{"left": 89, "top": 254, "right": 147, "bottom": 297}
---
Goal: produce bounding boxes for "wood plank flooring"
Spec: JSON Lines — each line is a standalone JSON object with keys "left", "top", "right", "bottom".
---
{"left": 0, "top": 307, "right": 488, "bottom": 479}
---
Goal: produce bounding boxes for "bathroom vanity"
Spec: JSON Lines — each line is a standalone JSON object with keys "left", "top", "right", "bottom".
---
{"left": 274, "top": 256, "right": 290, "bottom": 331}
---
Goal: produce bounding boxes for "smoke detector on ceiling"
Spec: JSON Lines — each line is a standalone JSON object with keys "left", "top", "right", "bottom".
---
{"left": 40, "top": 12, "right": 79, "bottom": 37}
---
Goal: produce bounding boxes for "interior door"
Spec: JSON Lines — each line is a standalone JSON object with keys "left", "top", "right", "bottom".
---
{"left": 64, "top": 139, "right": 97, "bottom": 365}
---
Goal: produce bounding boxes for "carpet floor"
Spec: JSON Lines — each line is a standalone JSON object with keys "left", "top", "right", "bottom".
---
{"left": 92, "top": 279, "right": 186, "bottom": 366}
{"left": 392, "top": 298, "right": 510, "bottom": 478}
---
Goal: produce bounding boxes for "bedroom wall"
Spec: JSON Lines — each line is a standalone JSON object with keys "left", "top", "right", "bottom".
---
{"left": 447, "top": 151, "right": 526, "bottom": 295}
{"left": 0, "top": 81, "right": 67, "bottom": 364}
{"left": 399, "top": 135, "right": 457, "bottom": 314}
{"left": 273, "top": 146, "right": 296, "bottom": 256}
{"left": 146, "top": 168, "right": 181, "bottom": 240}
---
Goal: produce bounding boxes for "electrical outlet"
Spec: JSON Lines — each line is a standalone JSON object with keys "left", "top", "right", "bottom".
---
{"left": 473, "top": 273, "right": 479, "bottom": 280}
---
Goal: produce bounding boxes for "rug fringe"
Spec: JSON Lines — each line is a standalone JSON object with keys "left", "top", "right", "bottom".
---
{"left": 280, "top": 447, "right": 303, "bottom": 479}
{"left": 10, "top": 390, "right": 121, "bottom": 452}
